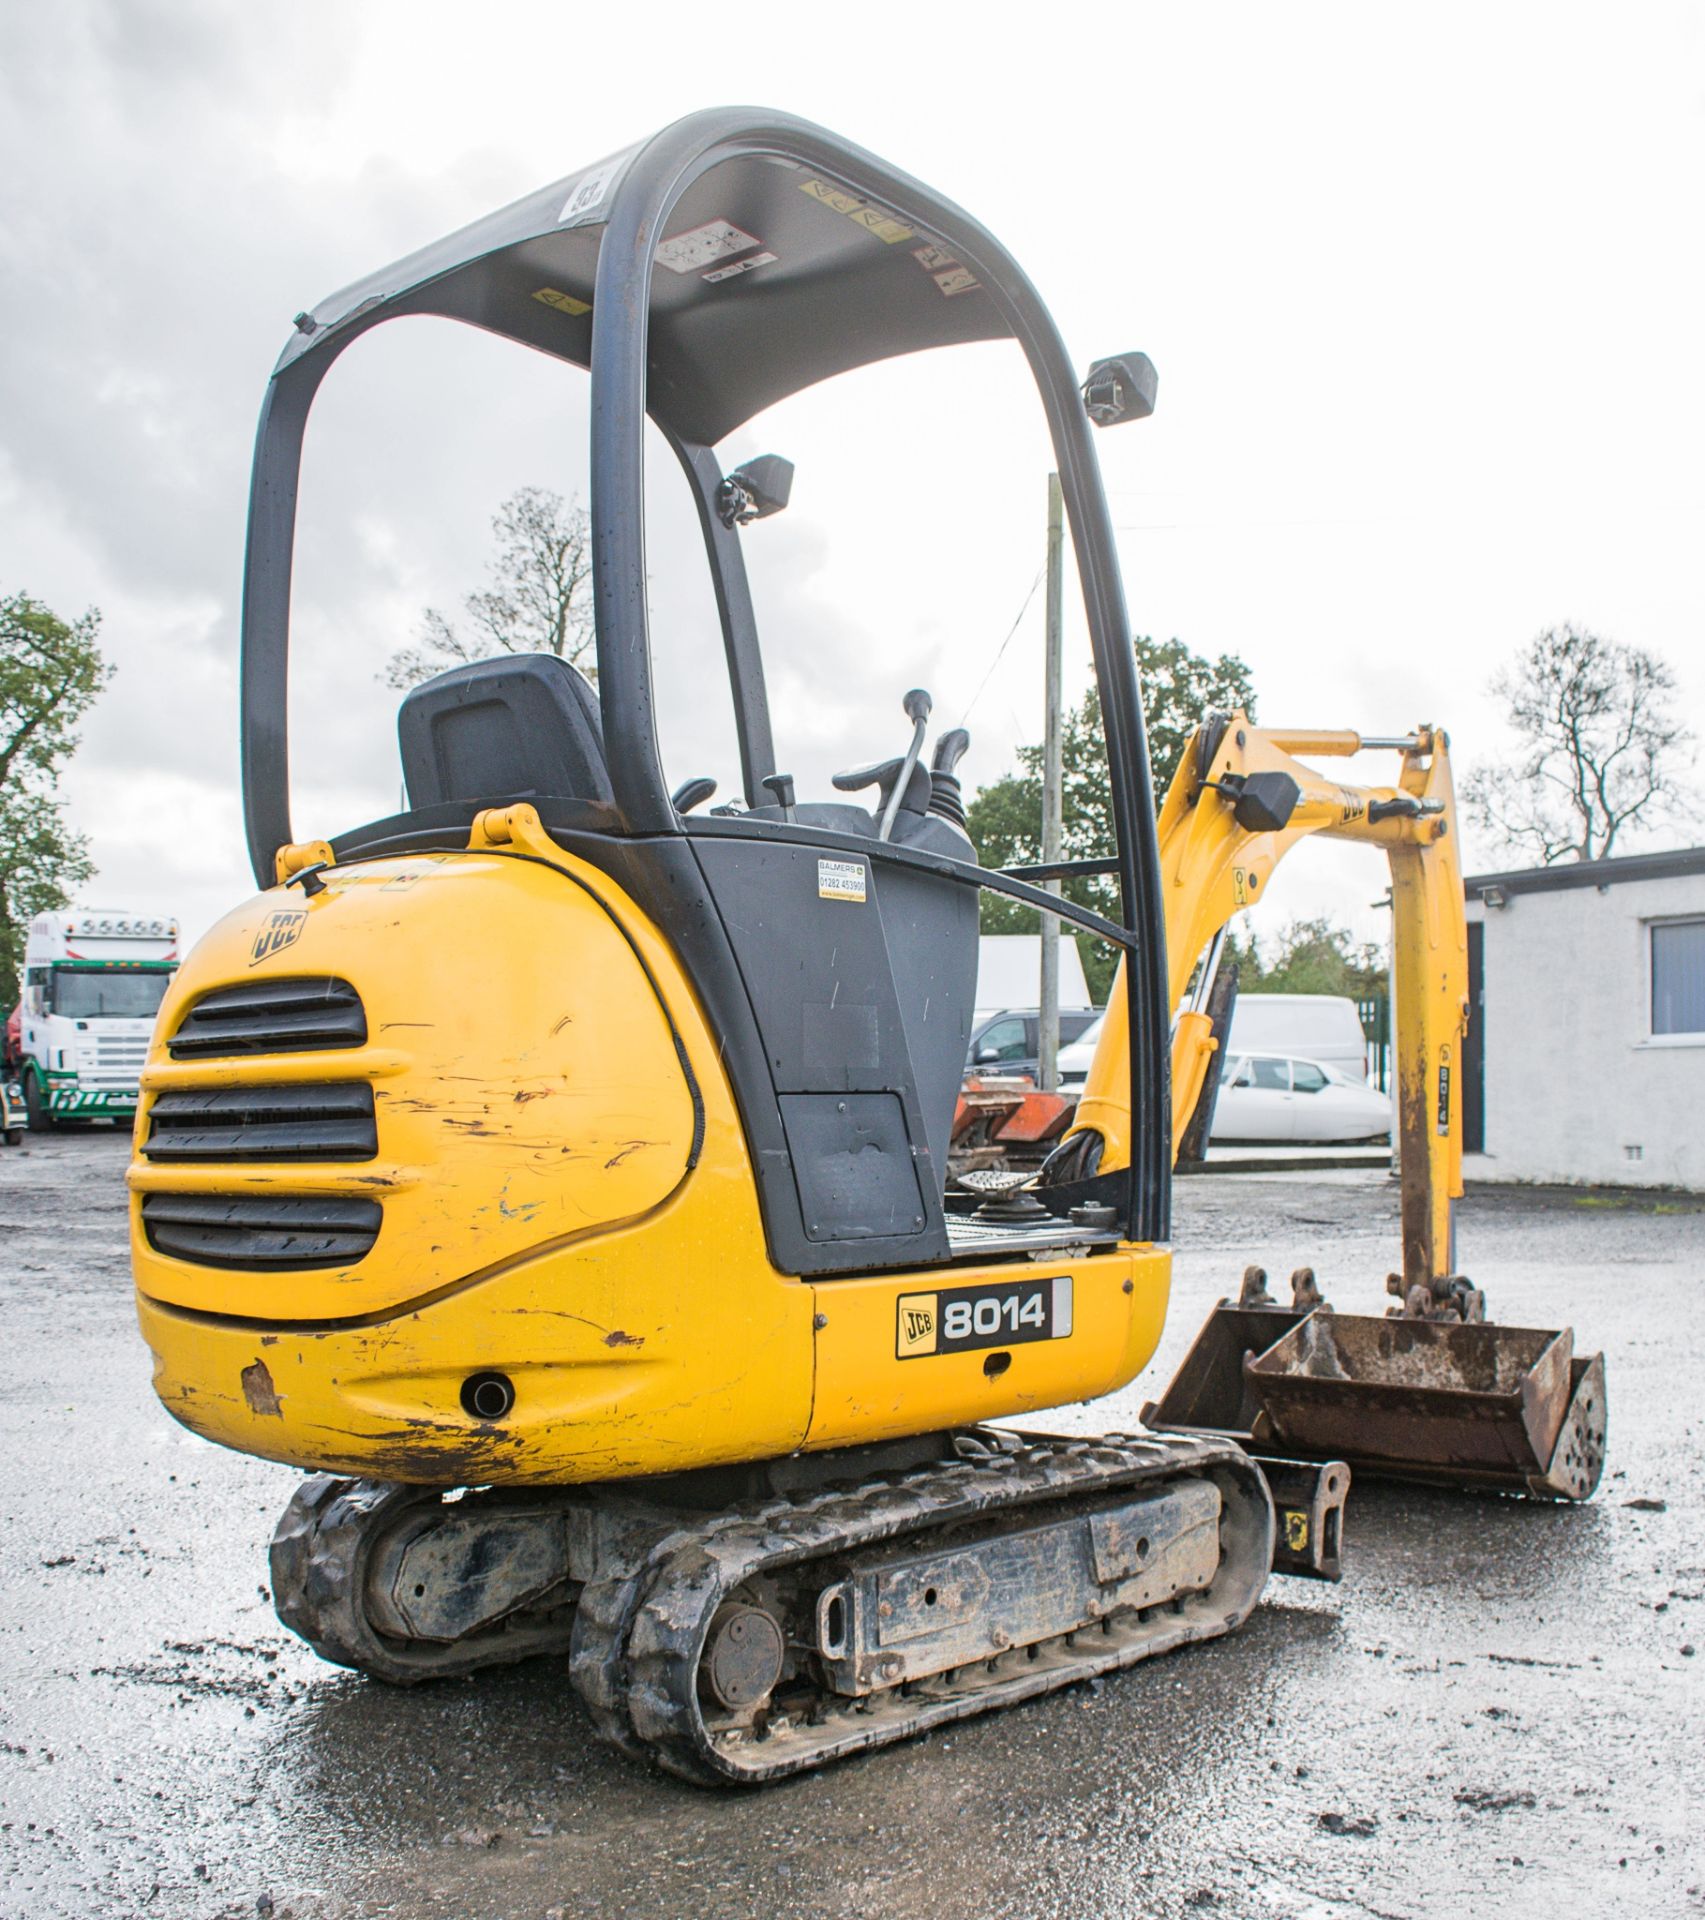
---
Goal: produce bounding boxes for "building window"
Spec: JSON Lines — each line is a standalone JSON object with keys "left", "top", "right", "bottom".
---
{"left": 1651, "top": 919, "right": 1705, "bottom": 1036}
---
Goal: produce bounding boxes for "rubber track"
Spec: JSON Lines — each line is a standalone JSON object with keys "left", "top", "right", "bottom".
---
{"left": 569, "top": 1429, "right": 1273, "bottom": 1785}
{"left": 269, "top": 1475, "right": 578, "bottom": 1683}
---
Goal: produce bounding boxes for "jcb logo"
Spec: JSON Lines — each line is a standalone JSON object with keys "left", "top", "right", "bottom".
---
{"left": 250, "top": 908, "right": 306, "bottom": 965}
{"left": 895, "top": 1294, "right": 939, "bottom": 1358}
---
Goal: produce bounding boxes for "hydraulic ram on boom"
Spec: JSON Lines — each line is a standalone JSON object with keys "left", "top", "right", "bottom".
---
{"left": 1043, "top": 715, "right": 1605, "bottom": 1498}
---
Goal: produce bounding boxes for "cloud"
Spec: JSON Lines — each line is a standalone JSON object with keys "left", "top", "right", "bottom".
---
{"left": 3, "top": 1, "right": 1702, "bottom": 954}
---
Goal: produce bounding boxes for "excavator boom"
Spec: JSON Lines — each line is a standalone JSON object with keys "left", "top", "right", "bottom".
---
{"left": 1058, "top": 715, "right": 1606, "bottom": 1499}
{"left": 1076, "top": 717, "right": 1468, "bottom": 1299}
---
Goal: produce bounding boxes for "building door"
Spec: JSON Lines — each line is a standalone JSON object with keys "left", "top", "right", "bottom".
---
{"left": 1463, "top": 921, "right": 1485, "bottom": 1155}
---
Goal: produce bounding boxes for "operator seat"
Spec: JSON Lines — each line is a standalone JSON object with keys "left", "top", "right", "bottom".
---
{"left": 397, "top": 652, "right": 613, "bottom": 811}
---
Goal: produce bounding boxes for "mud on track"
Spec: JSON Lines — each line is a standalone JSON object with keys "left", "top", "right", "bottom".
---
{"left": 1, "top": 1133, "right": 1701, "bottom": 1918}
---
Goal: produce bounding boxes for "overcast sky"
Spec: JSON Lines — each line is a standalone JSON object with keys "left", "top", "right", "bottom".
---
{"left": 3, "top": 3, "right": 1701, "bottom": 959}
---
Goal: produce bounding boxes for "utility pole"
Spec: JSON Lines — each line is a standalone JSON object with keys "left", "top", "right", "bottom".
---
{"left": 1039, "top": 471, "right": 1064, "bottom": 1093}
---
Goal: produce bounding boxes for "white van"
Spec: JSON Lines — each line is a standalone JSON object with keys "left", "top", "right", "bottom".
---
{"left": 1228, "top": 994, "right": 1369, "bottom": 1082}
{"left": 1058, "top": 991, "right": 1375, "bottom": 1091}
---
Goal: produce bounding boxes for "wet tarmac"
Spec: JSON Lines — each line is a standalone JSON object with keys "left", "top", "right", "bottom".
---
{"left": 1, "top": 1131, "right": 1700, "bottom": 1919}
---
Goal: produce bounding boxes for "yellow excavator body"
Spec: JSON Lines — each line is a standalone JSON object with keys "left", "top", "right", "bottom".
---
{"left": 125, "top": 108, "right": 1602, "bottom": 1785}
{"left": 133, "top": 807, "right": 1169, "bottom": 1485}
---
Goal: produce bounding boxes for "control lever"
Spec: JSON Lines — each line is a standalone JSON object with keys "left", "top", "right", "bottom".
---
{"left": 929, "top": 727, "right": 971, "bottom": 828}
{"left": 831, "top": 755, "right": 931, "bottom": 820}
{"left": 670, "top": 776, "right": 717, "bottom": 815}
{"left": 879, "top": 689, "right": 932, "bottom": 843}
{"left": 760, "top": 772, "right": 798, "bottom": 823}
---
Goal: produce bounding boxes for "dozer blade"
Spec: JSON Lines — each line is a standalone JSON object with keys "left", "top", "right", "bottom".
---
{"left": 1146, "top": 1303, "right": 1607, "bottom": 1501}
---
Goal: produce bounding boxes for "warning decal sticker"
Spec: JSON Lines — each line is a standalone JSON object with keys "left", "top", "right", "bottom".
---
{"left": 532, "top": 286, "right": 591, "bottom": 316}
{"left": 817, "top": 858, "right": 868, "bottom": 903}
{"left": 911, "top": 243, "right": 981, "bottom": 297}
{"left": 797, "top": 176, "right": 916, "bottom": 244}
{"left": 656, "top": 220, "right": 761, "bottom": 275}
{"left": 799, "top": 177, "right": 864, "bottom": 215}
{"left": 847, "top": 204, "right": 915, "bottom": 245}
{"left": 703, "top": 250, "right": 777, "bottom": 284}
{"left": 912, "top": 243, "right": 958, "bottom": 272}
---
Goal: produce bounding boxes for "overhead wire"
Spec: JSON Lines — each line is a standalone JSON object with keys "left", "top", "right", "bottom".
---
{"left": 958, "top": 566, "right": 1045, "bottom": 727}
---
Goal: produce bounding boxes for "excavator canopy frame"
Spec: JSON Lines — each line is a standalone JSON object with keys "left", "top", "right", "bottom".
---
{"left": 236, "top": 106, "right": 1175, "bottom": 1248}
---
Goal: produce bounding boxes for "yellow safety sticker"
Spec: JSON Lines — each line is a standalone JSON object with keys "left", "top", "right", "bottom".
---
{"left": 798, "top": 176, "right": 916, "bottom": 244}
{"left": 533, "top": 286, "right": 591, "bottom": 316}
{"left": 817, "top": 858, "right": 868, "bottom": 903}
{"left": 847, "top": 204, "right": 915, "bottom": 244}
{"left": 799, "top": 176, "right": 865, "bottom": 215}
{"left": 896, "top": 1294, "right": 938, "bottom": 1357}
{"left": 1284, "top": 1510, "right": 1310, "bottom": 1553}
{"left": 912, "top": 243, "right": 958, "bottom": 272}
{"left": 1233, "top": 868, "right": 1248, "bottom": 906}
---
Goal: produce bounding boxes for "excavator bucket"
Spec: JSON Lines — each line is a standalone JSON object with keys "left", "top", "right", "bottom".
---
{"left": 1145, "top": 1302, "right": 1607, "bottom": 1501}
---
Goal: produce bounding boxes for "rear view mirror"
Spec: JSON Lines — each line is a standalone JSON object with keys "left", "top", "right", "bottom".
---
{"left": 1082, "top": 353, "right": 1158, "bottom": 427}
{"left": 717, "top": 454, "right": 794, "bottom": 528}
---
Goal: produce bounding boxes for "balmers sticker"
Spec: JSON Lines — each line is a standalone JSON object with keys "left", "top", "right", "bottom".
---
{"left": 817, "top": 859, "right": 867, "bottom": 903}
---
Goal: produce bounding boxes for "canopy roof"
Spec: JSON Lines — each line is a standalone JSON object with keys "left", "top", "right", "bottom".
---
{"left": 277, "top": 122, "right": 1012, "bottom": 446}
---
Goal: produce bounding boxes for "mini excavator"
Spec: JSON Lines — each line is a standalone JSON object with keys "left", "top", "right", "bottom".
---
{"left": 129, "top": 108, "right": 1606, "bottom": 1785}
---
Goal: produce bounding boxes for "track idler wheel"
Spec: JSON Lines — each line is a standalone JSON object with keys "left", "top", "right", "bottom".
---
{"left": 269, "top": 1475, "right": 580, "bottom": 1684}
{"left": 699, "top": 1602, "right": 787, "bottom": 1718}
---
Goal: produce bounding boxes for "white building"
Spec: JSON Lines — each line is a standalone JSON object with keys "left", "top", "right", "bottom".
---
{"left": 1462, "top": 847, "right": 1705, "bottom": 1190}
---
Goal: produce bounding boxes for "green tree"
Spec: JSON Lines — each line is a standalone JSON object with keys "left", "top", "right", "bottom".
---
{"left": 0, "top": 592, "right": 111, "bottom": 1005}
{"left": 1461, "top": 624, "right": 1695, "bottom": 864}
{"left": 1236, "top": 916, "right": 1388, "bottom": 1001}
{"left": 964, "top": 637, "right": 1257, "bottom": 999}
{"left": 384, "top": 487, "right": 595, "bottom": 689}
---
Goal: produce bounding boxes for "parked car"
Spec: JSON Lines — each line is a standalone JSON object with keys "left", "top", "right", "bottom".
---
{"left": 1057, "top": 1012, "right": 1105, "bottom": 1087}
{"left": 965, "top": 1007, "right": 1101, "bottom": 1084}
{"left": 1213, "top": 1052, "right": 1392, "bottom": 1143}
{"left": 1229, "top": 994, "right": 1371, "bottom": 1082}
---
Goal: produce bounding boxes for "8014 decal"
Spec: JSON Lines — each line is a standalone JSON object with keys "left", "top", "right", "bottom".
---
{"left": 896, "top": 1275, "right": 1073, "bottom": 1359}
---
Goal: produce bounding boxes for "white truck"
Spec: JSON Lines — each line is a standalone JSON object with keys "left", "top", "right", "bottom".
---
{"left": 15, "top": 908, "right": 180, "bottom": 1129}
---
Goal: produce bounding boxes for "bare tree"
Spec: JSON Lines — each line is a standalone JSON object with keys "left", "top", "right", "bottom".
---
{"left": 384, "top": 487, "right": 595, "bottom": 689}
{"left": 1462, "top": 624, "right": 1694, "bottom": 865}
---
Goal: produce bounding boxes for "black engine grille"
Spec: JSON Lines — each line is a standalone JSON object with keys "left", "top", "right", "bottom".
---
{"left": 169, "top": 978, "right": 366, "bottom": 1059}
{"left": 141, "top": 1192, "right": 382, "bottom": 1270}
{"left": 143, "top": 1084, "right": 377, "bottom": 1162}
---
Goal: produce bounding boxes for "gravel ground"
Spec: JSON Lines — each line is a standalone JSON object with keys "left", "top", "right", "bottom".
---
{"left": 1, "top": 1131, "right": 1701, "bottom": 1920}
